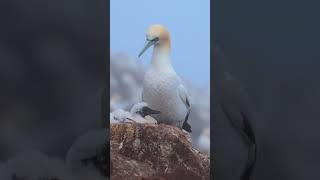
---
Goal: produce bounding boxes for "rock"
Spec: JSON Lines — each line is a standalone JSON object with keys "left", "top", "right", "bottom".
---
{"left": 110, "top": 123, "right": 210, "bottom": 180}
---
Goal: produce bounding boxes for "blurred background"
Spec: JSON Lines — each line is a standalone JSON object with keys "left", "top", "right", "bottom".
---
{"left": 110, "top": 0, "right": 210, "bottom": 153}
{"left": 213, "top": 0, "right": 320, "bottom": 179}
{"left": 0, "top": 0, "right": 107, "bottom": 179}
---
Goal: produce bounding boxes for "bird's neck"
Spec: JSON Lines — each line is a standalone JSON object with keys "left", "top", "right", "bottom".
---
{"left": 151, "top": 41, "right": 172, "bottom": 69}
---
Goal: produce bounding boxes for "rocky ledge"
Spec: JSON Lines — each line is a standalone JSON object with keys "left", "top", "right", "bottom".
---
{"left": 110, "top": 123, "right": 210, "bottom": 180}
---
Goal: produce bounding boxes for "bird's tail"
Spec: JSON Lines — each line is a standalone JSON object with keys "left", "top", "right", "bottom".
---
{"left": 240, "top": 112, "right": 257, "bottom": 180}
{"left": 241, "top": 144, "right": 256, "bottom": 180}
{"left": 220, "top": 104, "right": 256, "bottom": 180}
{"left": 182, "top": 108, "right": 192, "bottom": 133}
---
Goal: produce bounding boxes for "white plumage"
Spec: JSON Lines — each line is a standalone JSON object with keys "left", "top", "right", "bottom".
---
{"left": 142, "top": 66, "right": 188, "bottom": 126}
{"left": 139, "top": 24, "right": 191, "bottom": 131}
{"left": 130, "top": 102, "right": 158, "bottom": 124}
{"left": 110, "top": 102, "right": 160, "bottom": 124}
{"left": 110, "top": 109, "right": 131, "bottom": 123}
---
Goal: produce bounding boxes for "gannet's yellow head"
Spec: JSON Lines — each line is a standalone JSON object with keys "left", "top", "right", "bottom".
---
{"left": 138, "top": 24, "right": 171, "bottom": 57}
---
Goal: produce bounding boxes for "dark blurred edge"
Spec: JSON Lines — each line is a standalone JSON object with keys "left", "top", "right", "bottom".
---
{"left": 0, "top": 0, "right": 111, "bottom": 178}
{"left": 105, "top": 0, "right": 111, "bottom": 177}
{"left": 210, "top": 0, "right": 215, "bottom": 179}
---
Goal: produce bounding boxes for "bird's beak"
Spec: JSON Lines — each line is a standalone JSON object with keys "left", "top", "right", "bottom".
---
{"left": 138, "top": 40, "right": 155, "bottom": 57}
{"left": 141, "top": 106, "right": 161, "bottom": 117}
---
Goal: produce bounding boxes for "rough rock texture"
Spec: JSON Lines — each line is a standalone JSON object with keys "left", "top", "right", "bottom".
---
{"left": 110, "top": 123, "right": 210, "bottom": 180}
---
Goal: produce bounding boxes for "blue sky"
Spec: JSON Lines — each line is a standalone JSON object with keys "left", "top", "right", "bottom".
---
{"left": 110, "top": 0, "right": 210, "bottom": 88}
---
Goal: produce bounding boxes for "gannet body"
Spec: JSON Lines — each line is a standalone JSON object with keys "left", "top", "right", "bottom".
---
{"left": 110, "top": 109, "right": 131, "bottom": 123}
{"left": 130, "top": 102, "right": 159, "bottom": 124}
{"left": 109, "top": 113, "right": 120, "bottom": 124}
{"left": 110, "top": 102, "right": 160, "bottom": 124}
{"left": 139, "top": 24, "right": 191, "bottom": 132}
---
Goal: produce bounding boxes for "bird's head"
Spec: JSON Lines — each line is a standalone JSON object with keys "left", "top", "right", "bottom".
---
{"left": 131, "top": 102, "right": 161, "bottom": 117}
{"left": 139, "top": 24, "right": 171, "bottom": 57}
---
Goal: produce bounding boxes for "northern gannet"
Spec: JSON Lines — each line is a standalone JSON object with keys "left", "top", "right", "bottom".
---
{"left": 138, "top": 24, "right": 192, "bottom": 133}
{"left": 110, "top": 102, "right": 160, "bottom": 124}
{"left": 220, "top": 72, "right": 256, "bottom": 180}
{"left": 129, "top": 102, "right": 160, "bottom": 124}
